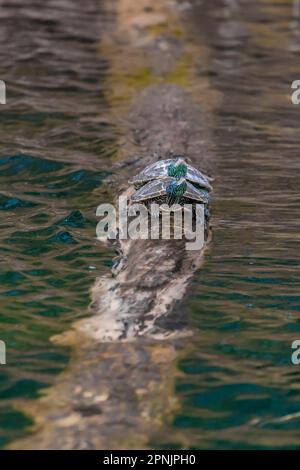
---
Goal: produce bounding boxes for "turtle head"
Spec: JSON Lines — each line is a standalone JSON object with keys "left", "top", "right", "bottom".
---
{"left": 168, "top": 157, "right": 187, "bottom": 179}
{"left": 166, "top": 178, "right": 187, "bottom": 198}
{"left": 175, "top": 178, "right": 188, "bottom": 195}
{"left": 166, "top": 178, "right": 187, "bottom": 206}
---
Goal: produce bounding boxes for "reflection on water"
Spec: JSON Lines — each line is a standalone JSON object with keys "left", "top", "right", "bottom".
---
{"left": 1, "top": 0, "right": 300, "bottom": 450}
{"left": 0, "top": 0, "right": 115, "bottom": 447}
{"left": 161, "top": 0, "right": 300, "bottom": 449}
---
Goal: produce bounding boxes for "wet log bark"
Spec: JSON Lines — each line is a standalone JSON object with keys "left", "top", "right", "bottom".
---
{"left": 87, "top": 82, "right": 213, "bottom": 342}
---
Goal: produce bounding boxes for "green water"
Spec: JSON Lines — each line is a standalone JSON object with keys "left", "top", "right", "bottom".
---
{"left": 0, "top": 157, "right": 114, "bottom": 448}
{"left": 0, "top": 0, "right": 115, "bottom": 447}
{"left": 1, "top": 0, "right": 300, "bottom": 450}
{"left": 162, "top": 0, "right": 300, "bottom": 449}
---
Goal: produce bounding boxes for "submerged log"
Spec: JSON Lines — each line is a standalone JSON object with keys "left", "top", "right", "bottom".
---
{"left": 9, "top": 0, "right": 220, "bottom": 449}
{"left": 87, "top": 82, "right": 213, "bottom": 342}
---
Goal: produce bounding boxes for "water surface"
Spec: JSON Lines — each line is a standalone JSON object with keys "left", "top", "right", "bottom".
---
{"left": 0, "top": 0, "right": 115, "bottom": 447}
{"left": 164, "top": 0, "right": 300, "bottom": 449}
{"left": 1, "top": 0, "right": 300, "bottom": 450}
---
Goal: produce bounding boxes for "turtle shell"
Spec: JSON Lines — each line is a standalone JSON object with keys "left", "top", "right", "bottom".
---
{"left": 129, "top": 158, "right": 212, "bottom": 192}
{"left": 131, "top": 177, "right": 209, "bottom": 204}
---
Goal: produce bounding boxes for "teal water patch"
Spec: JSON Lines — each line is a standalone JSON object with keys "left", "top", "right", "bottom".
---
{"left": 0, "top": 408, "right": 33, "bottom": 448}
{"left": 0, "top": 153, "right": 113, "bottom": 446}
{"left": 149, "top": 0, "right": 300, "bottom": 448}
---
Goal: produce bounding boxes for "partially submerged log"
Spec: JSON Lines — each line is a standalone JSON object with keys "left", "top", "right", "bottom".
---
{"left": 87, "top": 83, "right": 213, "bottom": 342}
{"left": 9, "top": 0, "right": 220, "bottom": 449}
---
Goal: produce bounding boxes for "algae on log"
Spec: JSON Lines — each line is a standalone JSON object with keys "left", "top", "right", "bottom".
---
{"left": 9, "top": 0, "right": 221, "bottom": 449}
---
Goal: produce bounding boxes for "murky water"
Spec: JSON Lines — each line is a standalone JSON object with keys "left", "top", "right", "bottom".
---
{"left": 1, "top": 0, "right": 300, "bottom": 449}
{"left": 163, "top": 0, "right": 300, "bottom": 449}
{"left": 0, "top": 0, "right": 115, "bottom": 447}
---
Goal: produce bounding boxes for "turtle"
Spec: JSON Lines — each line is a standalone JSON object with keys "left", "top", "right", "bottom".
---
{"left": 129, "top": 156, "right": 212, "bottom": 192}
{"left": 130, "top": 176, "right": 210, "bottom": 239}
{"left": 131, "top": 176, "right": 210, "bottom": 207}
